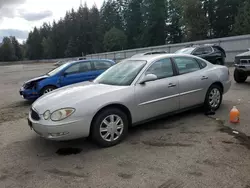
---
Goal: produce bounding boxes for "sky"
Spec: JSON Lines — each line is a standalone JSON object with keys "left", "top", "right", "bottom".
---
{"left": 0, "top": 0, "right": 103, "bottom": 42}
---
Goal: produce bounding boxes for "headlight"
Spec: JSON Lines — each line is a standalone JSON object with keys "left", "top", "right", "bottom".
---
{"left": 50, "top": 108, "right": 75, "bottom": 121}
{"left": 43, "top": 110, "right": 50, "bottom": 120}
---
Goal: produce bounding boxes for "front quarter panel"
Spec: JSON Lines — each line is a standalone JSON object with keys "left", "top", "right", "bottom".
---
{"left": 36, "top": 76, "right": 60, "bottom": 92}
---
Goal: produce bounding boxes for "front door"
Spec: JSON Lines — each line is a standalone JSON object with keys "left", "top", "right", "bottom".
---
{"left": 60, "top": 61, "right": 94, "bottom": 87}
{"left": 134, "top": 58, "right": 179, "bottom": 122}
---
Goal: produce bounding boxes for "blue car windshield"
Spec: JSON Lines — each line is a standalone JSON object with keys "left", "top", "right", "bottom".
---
{"left": 95, "top": 60, "right": 146, "bottom": 86}
{"left": 47, "top": 62, "right": 71, "bottom": 76}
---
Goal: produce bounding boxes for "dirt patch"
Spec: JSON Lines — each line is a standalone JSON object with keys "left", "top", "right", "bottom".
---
{"left": 56, "top": 148, "right": 82, "bottom": 156}
{"left": 118, "top": 173, "right": 133, "bottom": 179}
{"left": 142, "top": 140, "right": 193, "bottom": 147}
{"left": 45, "top": 168, "right": 87, "bottom": 178}
{"left": 188, "top": 171, "right": 203, "bottom": 177}
{"left": 158, "top": 178, "right": 184, "bottom": 188}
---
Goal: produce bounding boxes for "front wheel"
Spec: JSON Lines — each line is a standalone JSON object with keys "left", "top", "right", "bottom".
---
{"left": 41, "top": 86, "right": 57, "bottom": 95}
{"left": 234, "top": 69, "right": 247, "bottom": 83}
{"left": 91, "top": 108, "right": 128, "bottom": 147}
{"left": 204, "top": 85, "right": 223, "bottom": 111}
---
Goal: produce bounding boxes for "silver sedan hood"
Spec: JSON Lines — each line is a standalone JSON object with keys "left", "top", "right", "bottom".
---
{"left": 33, "top": 82, "right": 126, "bottom": 113}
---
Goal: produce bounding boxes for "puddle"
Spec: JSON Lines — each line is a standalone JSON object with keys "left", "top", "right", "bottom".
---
{"left": 219, "top": 127, "right": 250, "bottom": 150}
{"left": 56, "top": 148, "right": 82, "bottom": 156}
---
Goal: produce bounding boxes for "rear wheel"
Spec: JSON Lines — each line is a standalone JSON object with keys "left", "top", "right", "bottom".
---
{"left": 91, "top": 108, "right": 128, "bottom": 147}
{"left": 41, "top": 86, "right": 57, "bottom": 95}
{"left": 204, "top": 84, "right": 223, "bottom": 111}
{"left": 234, "top": 69, "right": 247, "bottom": 83}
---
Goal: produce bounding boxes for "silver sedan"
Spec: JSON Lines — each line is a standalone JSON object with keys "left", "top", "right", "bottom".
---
{"left": 28, "top": 54, "right": 231, "bottom": 147}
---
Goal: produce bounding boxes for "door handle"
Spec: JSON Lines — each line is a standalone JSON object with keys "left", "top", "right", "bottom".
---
{"left": 168, "top": 83, "right": 176, "bottom": 88}
{"left": 201, "top": 76, "right": 208, "bottom": 80}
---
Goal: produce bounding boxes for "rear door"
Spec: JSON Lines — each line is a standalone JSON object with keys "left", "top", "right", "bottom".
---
{"left": 172, "top": 57, "right": 205, "bottom": 109}
{"left": 60, "top": 61, "right": 93, "bottom": 86}
{"left": 92, "top": 60, "right": 113, "bottom": 78}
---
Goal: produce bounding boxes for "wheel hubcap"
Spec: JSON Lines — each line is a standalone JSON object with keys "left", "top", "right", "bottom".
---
{"left": 100, "top": 115, "right": 124, "bottom": 142}
{"left": 44, "top": 88, "right": 54, "bottom": 94}
{"left": 209, "top": 88, "right": 221, "bottom": 108}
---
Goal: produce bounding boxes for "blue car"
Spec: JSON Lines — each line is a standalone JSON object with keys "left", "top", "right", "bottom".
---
{"left": 20, "top": 59, "right": 115, "bottom": 100}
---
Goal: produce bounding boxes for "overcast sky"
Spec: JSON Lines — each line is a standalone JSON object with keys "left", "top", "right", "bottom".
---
{"left": 0, "top": 0, "right": 103, "bottom": 42}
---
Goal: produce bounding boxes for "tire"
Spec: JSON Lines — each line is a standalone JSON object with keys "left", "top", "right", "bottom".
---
{"left": 234, "top": 69, "right": 247, "bottom": 83}
{"left": 204, "top": 84, "right": 223, "bottom": 111}
{"left": 91, "top": 108, "right": 128, "bottom": 147}
{"left": 41, "top": 85, "right": 57, "bottom": 95}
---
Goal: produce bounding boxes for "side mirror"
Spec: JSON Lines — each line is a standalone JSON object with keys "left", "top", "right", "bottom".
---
{"left": 139, "top": 74, "right": 157, "bottom": 84}
{"left": 62, "top": 72, "right": 68, "bottom": 77}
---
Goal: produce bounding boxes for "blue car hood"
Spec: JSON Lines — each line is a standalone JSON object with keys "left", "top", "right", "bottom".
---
{"left": 24, "top": 75, "right": 49, "bottom": 84}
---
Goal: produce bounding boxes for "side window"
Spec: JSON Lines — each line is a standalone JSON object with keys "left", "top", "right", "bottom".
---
{"left": 79, "top": 62, "right": 92, "bottom": 72}
{"left": 203, "top": 47, "right": 213, "bottom": 54}
{"left": 174, "top": 57, "right": 201, "bottom": 74}
{"left": 146, "top": 58, "right": 174, "bottom": 79}
{"left": 193, "top": 47, "right": 204, "bottom": 55}
{"left": 94, "top": 61, "right": 112, "bottom": 70}
{"left": 196, "top": 58, "right": 207, "bottom": 68}
{"left": 65, "top": 64, "right": 80, "bottom": 74}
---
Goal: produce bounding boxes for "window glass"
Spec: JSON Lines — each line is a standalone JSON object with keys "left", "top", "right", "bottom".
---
{"left": 174, "top": 57, "right": 201, "bottom": 74}
{"left": 94, "top": 61, "right": 112, "bottom": 70}
{"left": 65, "top": 63, "right": 80, "bottom": 74}
{"left": 196, "top": 58, "right": 207, "bottom": 68}
{"left": 79, "top": 62, "right": 91, "bottom": 72}
{"left": 203, "top": 47, "right": 213, "bottom": 54}
{"left": 146, "top": 58, "right": 173, "bottom": 79}
{"left": 193, "top": 47, "right": 204, "bottom": 55}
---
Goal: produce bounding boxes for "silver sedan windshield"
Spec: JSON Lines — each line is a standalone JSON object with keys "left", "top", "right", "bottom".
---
{"left": 95, "top": 60, "right": 146, "bottom": 86}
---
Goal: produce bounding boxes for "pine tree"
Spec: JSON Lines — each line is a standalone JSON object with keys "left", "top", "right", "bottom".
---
{"left": 232, "top": 1, "right": 250, "bottom": 35}
{"left": 103, "top": 27, "right": 127, "bottom": 51}
{"left": 0, "top": 37, "right": 16, "bottom": 61}
{"left": 124, "top": 0, "right": 143, "bottom": 48}
{"left": 11, "top": 36, "right": 23, "bottom": 60}
{"left": 141, "top": 0, "right": 166, "bottom": 46}
{"left": 182, "top": 0, "right": 208, "bottom": 41}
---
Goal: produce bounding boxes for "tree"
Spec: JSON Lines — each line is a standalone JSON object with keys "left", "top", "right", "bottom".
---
{"left": 103, "top": 27, "right": 127, "bottom": 51}
{"left": 100, "top": 0, "right": 123, "bottom": 32}
{"left": 141, "top": 0, "right": 166, "bottom": 46}
{"left": 0, "top": 37, "right": 16, "bottom": 61}
{"left": 213, "top": 0, "right": 245, "bottom": 38}
{"left": 26, "top": 27, "right": 43, "bottom": 60}
{"left": 232, "top": 1, "right": 250, "bottom": 35}
{"left": 64, "top": 37, "right": 79, "bottom": 57}
{"left": 89, "top": 5, "right": 103, "bottom": 53}
{"left": 166, "top": 0, "right": 183, "bottom": 43}
{"left": 11, "top": 36, "right": 23, "bottom": 60}
{"left": 203, "top": 0, "right": 216, "bottom": 38}
{"left": 124, "top": 0, "right": 143, "bottom": 48}
{"left": 182, "top": 0, "right": 208, "bottom": 41}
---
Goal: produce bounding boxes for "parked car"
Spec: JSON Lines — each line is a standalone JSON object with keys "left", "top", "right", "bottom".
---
{"left": 234, "top": 49, "right": 250, "bottom": 83}
{"left": 131, "top": 51, "right": 167, "bottom": 58}
{"left": 28, "top": 54, "right": 231, "bottom": 147}
{"left": 53, "top": 59, "right": 73, "bottom": 67}
{"left": 175, "top": 44, "right": 226, "bottom": 65}
{"left": 20, "top": 59, "right": 115, "bottom": 100}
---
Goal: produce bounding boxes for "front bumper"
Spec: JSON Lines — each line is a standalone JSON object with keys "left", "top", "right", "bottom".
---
{"left": 234, "top": 64, "right": 250, "bottom": 72}
{"left": 20, "top": 87, "right": 39, "bottom": 100}
{"left": 28, "top": 112, "right": 92, "bottom": 141}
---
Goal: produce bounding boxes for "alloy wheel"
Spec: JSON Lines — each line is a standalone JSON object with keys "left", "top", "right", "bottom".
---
{"left": 100, "top": 114, "right": 124, "bottom": 142}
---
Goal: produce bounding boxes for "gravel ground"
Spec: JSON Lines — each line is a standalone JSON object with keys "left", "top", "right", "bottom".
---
{"left": 0, "top": 64, "right": 250, "bottom": 188}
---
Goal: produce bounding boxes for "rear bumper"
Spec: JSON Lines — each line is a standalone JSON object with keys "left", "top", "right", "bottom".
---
{"left": 223, "top": 80, "right": 231, "bottom": 94}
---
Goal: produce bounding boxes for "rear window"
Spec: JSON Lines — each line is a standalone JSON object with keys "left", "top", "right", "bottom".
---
{"left": 93, "top": 61, "right": 112, "bottom": 70}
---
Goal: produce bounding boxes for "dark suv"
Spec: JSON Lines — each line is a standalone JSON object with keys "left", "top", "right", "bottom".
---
{"left": 175, "top": 44, "right": 226, "bottom": 65}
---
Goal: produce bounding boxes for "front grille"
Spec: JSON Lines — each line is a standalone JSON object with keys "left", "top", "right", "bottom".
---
{"left": 31, "top": 108, "right": 40, "bottom": 121}
{"left": 240, "top": 59, "right": 250, "bottom": 64}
